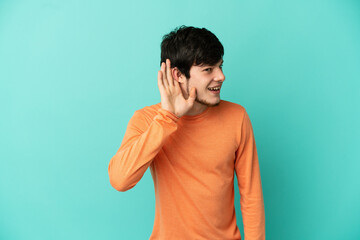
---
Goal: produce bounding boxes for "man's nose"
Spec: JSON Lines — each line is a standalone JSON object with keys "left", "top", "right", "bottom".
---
{"left": 214, "top": 68, "right": 225, "bottom": 82}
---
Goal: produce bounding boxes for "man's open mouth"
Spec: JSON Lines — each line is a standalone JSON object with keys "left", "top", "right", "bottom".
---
{"left": 208, "top": 87, "right": 220, "bottom": 91}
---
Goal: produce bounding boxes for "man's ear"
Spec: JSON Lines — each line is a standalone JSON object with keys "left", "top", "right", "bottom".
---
{"left": 171, "top": 67, "right": 186, "bottom": 83}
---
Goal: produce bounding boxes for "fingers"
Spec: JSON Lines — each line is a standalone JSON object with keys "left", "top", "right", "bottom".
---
{"left": 160, "top": 59, "right": 181, "bottom": 94}
{"left": 157, "top": 70, "right": 164, "bottom": 92}
{"left": 166, "top": 59, "right": 174, "bottom": 87}
{"left": 186, "top": 87, "right": 196, "bottom": 107}
{"left": 160, "top": 62, "right": 169, "bottom": 89}
{"left": 188, "top": 87, "right": 196, "bottom": 100}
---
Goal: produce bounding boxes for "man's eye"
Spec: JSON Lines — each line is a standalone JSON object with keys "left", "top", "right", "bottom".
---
{"left": 205, "top": 68, "right": 212, "bottom": 72}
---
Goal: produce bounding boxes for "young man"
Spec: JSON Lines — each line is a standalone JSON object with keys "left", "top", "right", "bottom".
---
{"left": 108, "top": 26, "right": 265, "bottom": 240}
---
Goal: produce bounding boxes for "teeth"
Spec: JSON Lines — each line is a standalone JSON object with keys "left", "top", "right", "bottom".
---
{"left": 208, "top": 87, "right": 220, "bottom": 91}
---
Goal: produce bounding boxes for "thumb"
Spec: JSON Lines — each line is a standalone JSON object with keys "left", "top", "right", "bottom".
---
{"left": 188, "top": 87, "right": 196, "bottom": 102}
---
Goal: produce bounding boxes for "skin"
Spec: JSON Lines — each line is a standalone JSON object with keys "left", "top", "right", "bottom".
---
{"left": 157, "top": 58, "right": 225, "bottom": 117}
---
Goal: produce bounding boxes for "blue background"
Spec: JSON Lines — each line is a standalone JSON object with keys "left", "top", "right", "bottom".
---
{"left": 1, "top": 0, "right": 359, "bottom": 239}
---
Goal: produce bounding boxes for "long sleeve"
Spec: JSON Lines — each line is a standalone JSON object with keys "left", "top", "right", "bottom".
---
{"left": 108, "top": 108, "right": 179, "bottom": 192}
{"left": 234, "top": 109, "right": 265, "bottom": 240}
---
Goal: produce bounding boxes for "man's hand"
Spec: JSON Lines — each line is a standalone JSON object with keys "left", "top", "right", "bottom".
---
{"left": 157, "top": 59, "right": 196, "bottom": 118}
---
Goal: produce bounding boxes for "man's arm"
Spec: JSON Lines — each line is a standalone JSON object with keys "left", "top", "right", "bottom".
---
{"left": 234, "top": 109, "right": 265, "bottom": 240}
{"left": 108, "top": 58, "right": 197, "bottom": 192}
{"left": 108, "top": 108, "right": 179, "bottom": 191}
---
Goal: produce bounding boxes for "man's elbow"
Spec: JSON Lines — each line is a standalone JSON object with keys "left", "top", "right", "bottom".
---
{"left": 110, "top": 179, "right": 131, "bottom": 192}
{"left": 108, "top": 168, "right": 136, "bottom": 192}
{"left": 108, "top": 175, "right": 136, "bottom": 192}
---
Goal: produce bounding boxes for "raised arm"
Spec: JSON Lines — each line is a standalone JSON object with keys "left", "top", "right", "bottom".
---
{"left": 234, "top": 109, "right": 265, "bottom": 240}
{"left": 108, "top": 108, "right": 179, "bottom": 191}
{"left": 108, "top": 58, "right": 197, "bottom": 192}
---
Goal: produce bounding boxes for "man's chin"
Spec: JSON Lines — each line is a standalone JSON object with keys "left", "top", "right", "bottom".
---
{"left": 195, "top": 98, "right": 221, "bottom": 107}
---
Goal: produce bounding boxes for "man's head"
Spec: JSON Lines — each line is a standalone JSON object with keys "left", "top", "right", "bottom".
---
{"left": 160, "top": 25, "right": 225, "bottom": 107}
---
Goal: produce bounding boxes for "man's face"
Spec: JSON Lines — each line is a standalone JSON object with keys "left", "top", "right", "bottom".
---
{"left": 180, "top": 59, "right": 225, "bottom": 107}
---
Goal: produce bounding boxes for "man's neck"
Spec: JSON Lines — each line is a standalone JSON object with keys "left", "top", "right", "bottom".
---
{"left": 183, "top": 102, "right": 208, "bottom": 116}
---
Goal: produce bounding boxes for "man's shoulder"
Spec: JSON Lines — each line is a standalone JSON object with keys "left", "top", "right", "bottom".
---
{"left": 133, "top": 102, "right": 162, "bottom": 119}
{"left": 218, "top": 100, "right": 246, "bottom": 115}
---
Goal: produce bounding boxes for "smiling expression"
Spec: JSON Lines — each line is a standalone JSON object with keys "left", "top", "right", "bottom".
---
{"left": 179, "top": 59, "right": 225, "bottom": 107}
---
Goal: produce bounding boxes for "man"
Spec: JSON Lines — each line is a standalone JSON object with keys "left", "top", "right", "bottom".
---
{"left": 108, "top": 25, "right": 265, "bottom": 240}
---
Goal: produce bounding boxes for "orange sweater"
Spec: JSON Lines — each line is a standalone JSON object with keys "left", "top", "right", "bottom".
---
{"left": 108, "top": 100, "right": 265, "bottom": 240}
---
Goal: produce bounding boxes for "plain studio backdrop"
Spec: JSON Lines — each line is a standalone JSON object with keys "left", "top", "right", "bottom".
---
{"left": 0, "top": 0, "right": 359, "bottom": 239}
